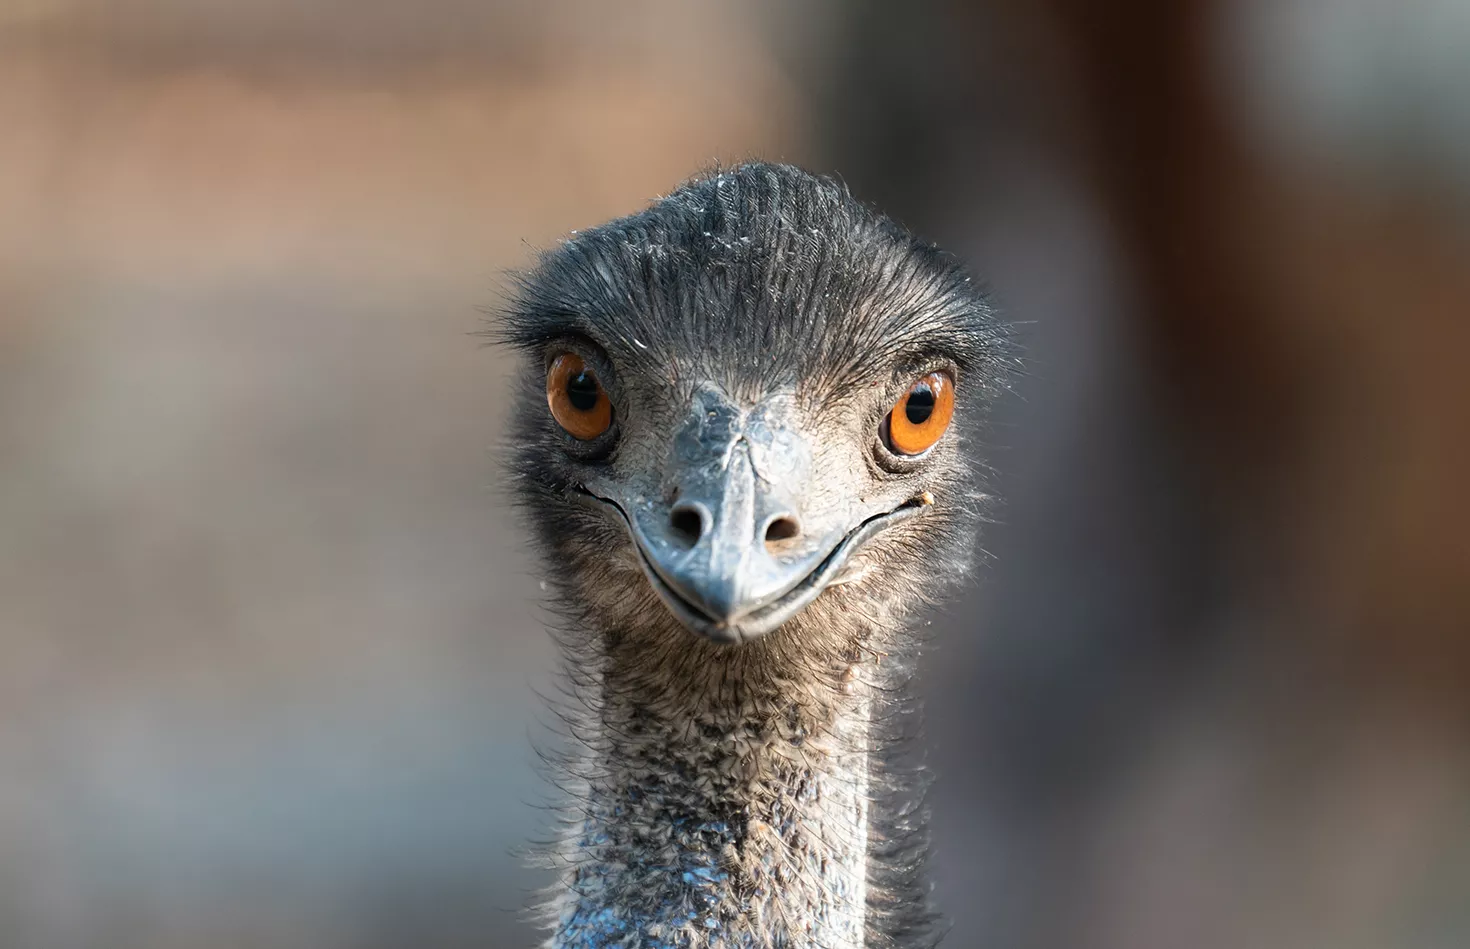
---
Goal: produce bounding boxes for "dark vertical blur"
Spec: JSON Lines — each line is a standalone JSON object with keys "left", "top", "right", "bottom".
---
{"left": 3, "top": 1, "right": 1468, "bottom": 947}
{"left": 789, "top": 4, "right": 1227, "bottom": 945}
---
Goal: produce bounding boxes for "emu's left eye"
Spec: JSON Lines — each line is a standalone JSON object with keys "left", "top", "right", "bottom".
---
{"left": 547, "top": 353, "right": 613, "bottom": 440}
{"left": 883, "top": 372, "right": 955, "bottom": 456}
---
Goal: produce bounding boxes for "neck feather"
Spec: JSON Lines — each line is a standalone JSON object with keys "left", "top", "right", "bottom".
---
{"left": 544, "top": 631, "right": 883, "bottom": 949}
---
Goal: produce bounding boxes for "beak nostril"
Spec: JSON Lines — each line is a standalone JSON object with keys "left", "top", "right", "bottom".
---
{"left": 669, "top": 504, "right": 705, "bottom": 548}
{"left": 763, "top": 516, "right": 801, "bottom": 549}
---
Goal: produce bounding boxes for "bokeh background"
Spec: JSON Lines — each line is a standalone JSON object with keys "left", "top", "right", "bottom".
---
{"left": 3, "top": 1, "right": 1469, "bottom": 947}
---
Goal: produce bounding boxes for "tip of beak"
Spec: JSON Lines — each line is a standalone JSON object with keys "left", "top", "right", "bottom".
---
{"left": 684, "top": 579, "right": 750, "bottom": 629}
{"left": 694, "top": 623, "right": 745, "bottom": 645}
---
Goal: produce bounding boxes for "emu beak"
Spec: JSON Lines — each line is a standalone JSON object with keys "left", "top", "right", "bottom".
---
{"left": 576, "top": 385, "right": 926, "bottom": 644}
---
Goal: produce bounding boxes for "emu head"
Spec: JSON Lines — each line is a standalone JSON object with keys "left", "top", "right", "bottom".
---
{"left": 503, "top": 164, "right": 1003, "bottom": 664}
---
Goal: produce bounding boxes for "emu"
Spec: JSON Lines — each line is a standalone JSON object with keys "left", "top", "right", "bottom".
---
{"left": 501, "top": 162, "right": 1006, "bottom": 948}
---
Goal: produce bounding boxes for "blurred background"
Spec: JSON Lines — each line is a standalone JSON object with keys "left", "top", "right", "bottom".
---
{"left": 2, "top": 1, "right": 1468, "bottom": 946}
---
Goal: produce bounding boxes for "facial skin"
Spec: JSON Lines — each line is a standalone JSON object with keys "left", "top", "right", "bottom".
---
{"left": 501, "top": 163, "right": 1005, "bottom": 654}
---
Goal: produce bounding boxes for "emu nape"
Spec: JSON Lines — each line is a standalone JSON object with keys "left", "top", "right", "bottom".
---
{"left": 500, "top": 162, "right": 1007, "bottom": 948}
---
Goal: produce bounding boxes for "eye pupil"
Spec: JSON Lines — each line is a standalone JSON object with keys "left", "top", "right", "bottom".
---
{"left": 565, "top": 372, "right": 600, "bottom": 411}
{"left": 904, "top": 385, "right": 936, "bottom": 425}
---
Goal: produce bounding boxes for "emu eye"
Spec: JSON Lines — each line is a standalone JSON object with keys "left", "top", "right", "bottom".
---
{"left": 884, "top": 372, "right": 955, "bottom": 456}
{"left": 547, "top": 353, "right": 613, "bottom": 440}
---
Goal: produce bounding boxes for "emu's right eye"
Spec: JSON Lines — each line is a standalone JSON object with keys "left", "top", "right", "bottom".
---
{"left": 547, "top": 353, "right": 613, "bottom": 440}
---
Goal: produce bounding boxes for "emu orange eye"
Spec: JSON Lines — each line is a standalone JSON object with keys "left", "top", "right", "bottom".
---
{"left": 547, "top": 353, "right": 613, "bottom": 440}
{"left": 885, "top": 372, "right": 955, "bottom": 456}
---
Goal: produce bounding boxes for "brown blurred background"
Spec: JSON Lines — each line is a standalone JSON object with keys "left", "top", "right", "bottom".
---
{"left": 2, "top": 1, "right": 1467, "bottom": 947}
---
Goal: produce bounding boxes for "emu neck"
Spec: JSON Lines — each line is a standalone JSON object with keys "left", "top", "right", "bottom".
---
{"left": 549, "top": 640, "right": 875, "bottom": 948}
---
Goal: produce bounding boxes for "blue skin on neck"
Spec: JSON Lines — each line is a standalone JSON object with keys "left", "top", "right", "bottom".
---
{"left": 556, "top": 814, "right": 738, "bottom": 949}
{"left": 555, "top": 774, "right": 856, "bottom": 948}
